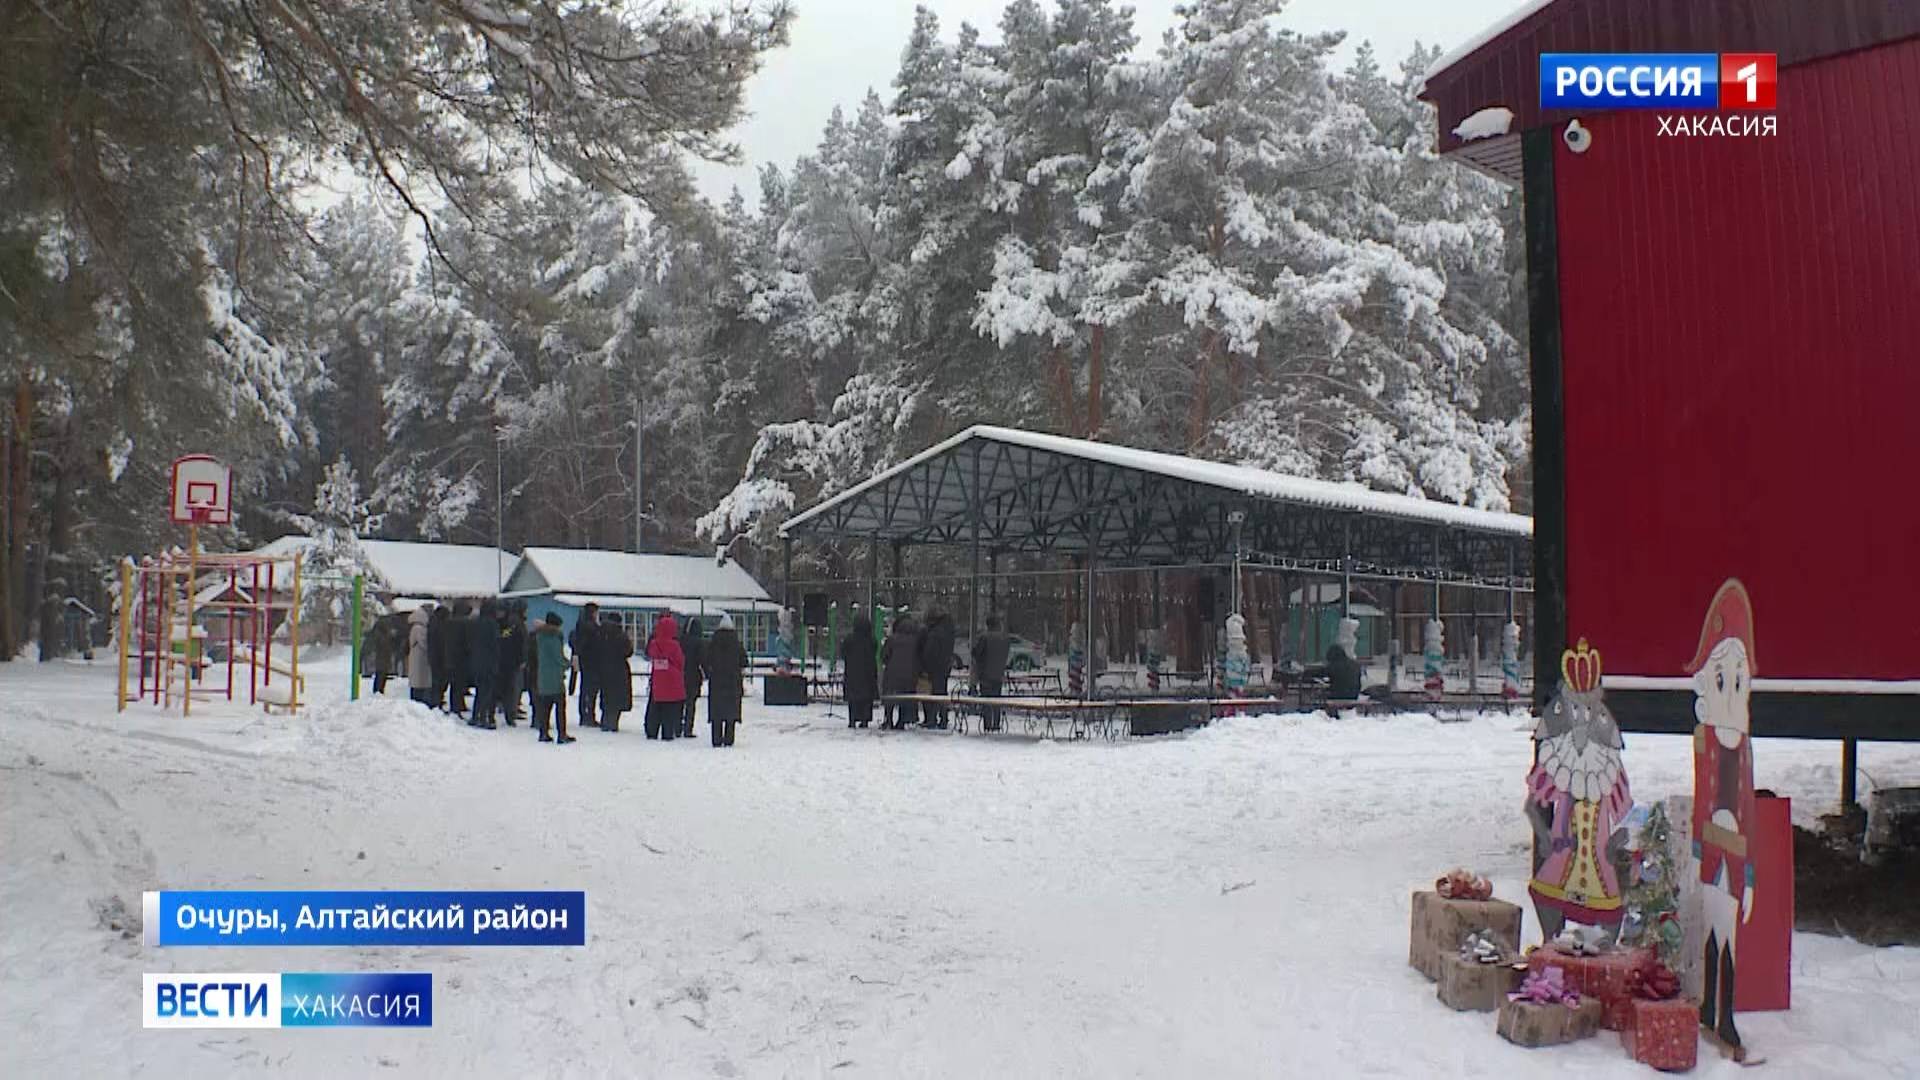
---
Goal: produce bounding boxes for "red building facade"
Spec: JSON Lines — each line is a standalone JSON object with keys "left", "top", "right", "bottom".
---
{"left": 1424, "top": 2, "right": 1920, "bottom": 738}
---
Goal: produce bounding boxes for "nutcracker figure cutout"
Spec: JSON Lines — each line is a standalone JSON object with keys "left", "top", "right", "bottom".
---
{"left": 1526, "top": 639, "right": 1632, "bottom": 940}
{"left": 1687, "top": 579, "right": 1756, "bottom": 1055}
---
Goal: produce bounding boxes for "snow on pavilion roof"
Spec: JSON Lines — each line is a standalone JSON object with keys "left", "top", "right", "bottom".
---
{"left": 782, "top": 426, "right": 1531, "bottom": 584}
{"left": 255, "top": 536, "right": 519, "bottom": 598}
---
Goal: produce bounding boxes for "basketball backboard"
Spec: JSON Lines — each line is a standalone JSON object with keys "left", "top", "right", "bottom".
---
{"left": 170, "top": 454, "right": 233, "bottom": 525}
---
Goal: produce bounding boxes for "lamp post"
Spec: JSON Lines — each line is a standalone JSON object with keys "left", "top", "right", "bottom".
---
{"left": 494, "top": 426, "right": 507, "bottom": 592}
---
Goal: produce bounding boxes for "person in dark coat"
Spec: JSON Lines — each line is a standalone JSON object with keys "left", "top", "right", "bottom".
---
{"left": 362, "top": 612, "right": 400, "bottom": 694}
{"left": 1326, "top": 641, "right": 1363, "bottom": 700}
{"left": 918, "top": 610, "right": 957, "bottom": 729}
{"left": 704, "top": 613, "right": 747, "bottom": 747}
{"left": 445, "top": 602, "right": 474, "bottom": 717}
{"left": 596, "top": 620, "right": 634, "bottom": 732}
{"left": 680, "top": 616, "right": 706, "bottom": 738}
{"left": 427, "top": 604, "right": 452, "bottom": 710}
{"left": 880, "top": 611, "right": 922, "bottom": 730}
{"left": 529, "top": 612, "right": 574, "bottom": 744}
{"left": 467, "top": 603, "right": 502, "bottom": 728}
{"left": 570, "top": 603, "right": 602, "bottom": 728}
{"left": 498, "top": 602, "right": 528, "bottom": 725}
{"left": 643, "top": 612, "right": 685, "bottom": 740}
{"left": 840, "top": 613, "right": 879, "bottom": 729}
{"left": 971, "top": 614, "right": 1012, "bottom": 732}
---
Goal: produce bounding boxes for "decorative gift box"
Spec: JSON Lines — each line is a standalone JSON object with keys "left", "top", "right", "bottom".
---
{"left": 1496, "top": 997, "right": 1603, "bottom": 1047}
{"left": 1437, "top": 952, "right": 1526, "bottom": 1012}
{"left": 1621, "top": 996, "right": 1699, "bottom": 1072}
{"left": 1409, "top": 891, "right": 1521, "bottom": 981}
{"left": 1526, "top": 944, "right": 1653, "bottom": 1030}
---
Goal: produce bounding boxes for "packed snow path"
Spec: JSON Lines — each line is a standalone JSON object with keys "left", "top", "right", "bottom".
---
{"left": 3, "top": 659, "right": 1917, "bottom": 1078}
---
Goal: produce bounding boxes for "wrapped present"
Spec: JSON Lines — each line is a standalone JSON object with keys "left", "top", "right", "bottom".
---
{"left": 1409, "top": 891, "right": 1522, "bottom": 981}
{"left": 1526, "top": 944, "right": 1653, "bottom": 1030}
{"left": 1496, "top": 997, "right": 1604, "bottom": 1048}
{"left": 1437, "top": 952, "right": 1526, "bottom": 1012}
{"left": 1621, "top": 997, "right": 1699, "bottom": 1071}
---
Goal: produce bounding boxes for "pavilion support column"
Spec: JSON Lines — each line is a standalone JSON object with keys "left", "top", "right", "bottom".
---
{"left": 1083, "top": 544, "right": 1097, "bottom": 702}
{"left": 891, "top": 542, "right": 905, "bottom": 615}
{"left": 989, "top": 551, "right": 1000, "bottom": 615}
{"left": 969, "top": 453, "right": 982, "bottom": 646}
{"left": 1842, "top": 739, "right": 1860, "bottom": 810}
{"left": 1469, "top": 583, "right": 1481, "bottom": 695}
{"left": 1341, "top": 518, "right": 1353, "bottom": 618}
{"left": 866, "top": 540, "right": 879, "bottom": 620}
{"left": 1385, "top": 577, "right": 1400, "bottom": 694}
{"left": 782, "top": 534, "right": 794, "bottom": 614}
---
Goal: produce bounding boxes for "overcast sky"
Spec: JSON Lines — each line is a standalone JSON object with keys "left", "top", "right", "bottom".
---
{"left": 689, "top": 0, "right": 1521, "bottom": 203}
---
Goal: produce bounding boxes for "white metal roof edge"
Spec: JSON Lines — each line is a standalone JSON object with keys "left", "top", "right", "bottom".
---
{"left": 516, "top": 547, "right": 773, "bottom": 601}
{"left": 779, "top": 425, "right": 987, "bottom": 534}
{"left": 782, "top": 425, "right": 1532, "bottom": 540}
{"left": 552, "top": 592, "right": 775, "bottom": 609}
{"left": 1421, "top": 0, "right": 1559, "bottom": 90}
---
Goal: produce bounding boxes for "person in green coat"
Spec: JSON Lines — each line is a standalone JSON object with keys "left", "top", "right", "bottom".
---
{"left": 530, "top": 613, "right": 575, "bottom": 744}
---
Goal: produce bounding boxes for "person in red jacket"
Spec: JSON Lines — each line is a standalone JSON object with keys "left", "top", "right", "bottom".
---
{"left": 1688, "top": 579, "right": 1757, "bottom": 1054}
{"left": 644, "top": 612, "right": 686, "bottom": 741}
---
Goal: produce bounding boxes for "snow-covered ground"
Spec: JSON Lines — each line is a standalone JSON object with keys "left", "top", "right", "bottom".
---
{"left": 3, "top": 657, "right": 1918, "bottom": 1078}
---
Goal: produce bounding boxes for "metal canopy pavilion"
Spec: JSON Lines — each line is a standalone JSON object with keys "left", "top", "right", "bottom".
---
{"left": 781, "top": 426, "right": 1532, "bottom": 586}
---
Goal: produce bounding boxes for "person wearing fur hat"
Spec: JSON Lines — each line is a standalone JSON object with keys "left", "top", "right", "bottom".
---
{"left": 1688, "top": 578, "right": 1758, "bottom": 1053}
{"left": 704, "top": 613, "right": 747, "bottom": 747}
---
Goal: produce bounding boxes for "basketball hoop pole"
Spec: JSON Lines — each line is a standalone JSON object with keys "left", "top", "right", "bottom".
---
{"left": 184, "top": 523, "right": 197, "bottom": 717}
{"left": 289, "top": 553, "right": 302, "bottom": 713}
{"left": 116, "top": 558, "right": 132, "bottom": 713}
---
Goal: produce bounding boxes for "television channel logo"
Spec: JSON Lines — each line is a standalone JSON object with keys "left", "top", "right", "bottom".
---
{"left": 143, "top": 973, "right": 432, "bottom": 1029}
{"left": 1540, "top": 53, "right": 1777, "bottom": 110}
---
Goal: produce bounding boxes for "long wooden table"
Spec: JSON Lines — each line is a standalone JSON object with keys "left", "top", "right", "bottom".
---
{"left": 880, "top": 693, "right": 1249, "bottom": 740}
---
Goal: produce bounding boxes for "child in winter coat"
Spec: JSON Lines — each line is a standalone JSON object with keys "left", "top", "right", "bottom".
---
{"left": 644, "top": 612, "right": 686, "bottom": 740}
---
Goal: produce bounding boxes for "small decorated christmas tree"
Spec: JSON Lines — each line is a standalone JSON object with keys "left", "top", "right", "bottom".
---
{"left": 1620, "top": 802, "right": 1684, "bottom": 962}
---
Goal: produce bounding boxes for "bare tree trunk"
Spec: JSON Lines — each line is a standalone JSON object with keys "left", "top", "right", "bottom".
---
{"left": 36, "top": 431, "right": 74, "bottom": 661}
{"left": 1050, "top": 344, "right": 1079, "bottom": 435}
{"left": 1086, "top": 324, "right": 1105, "bottom": 438}
{"left": 1188, "top": 329, "right": 1217, "bottom": 448}
{"left": 7, "top": 380, "right": 30, "bottom": 657}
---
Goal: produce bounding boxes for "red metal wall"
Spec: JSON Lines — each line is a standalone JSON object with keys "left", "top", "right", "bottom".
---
{"left": 1424, "top": 0, "right": 1920, "bottom": 156}
{"left": 1554, "top": 37, "right": 1920, "bottom": 682}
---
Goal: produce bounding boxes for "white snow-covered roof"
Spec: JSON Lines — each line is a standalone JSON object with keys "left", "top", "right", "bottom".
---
{"left": 1422, "top": 0, "right": 1558, "bottom": 89}
{"left": 514, "top": 548, "right": 772, "bottom": 604}
{"left": 782, "top": 426, "right": 1532, "bottom": 539}
{"left": 548, "top": 593, "right": 772, "bottom": 612}
{"left": 255, "top": 537, "right": 519, "bottom": 598}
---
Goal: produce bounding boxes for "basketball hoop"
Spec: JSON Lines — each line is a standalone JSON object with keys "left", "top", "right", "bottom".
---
{"left": 170, "top": 455, "right": 233, "bottom": 526}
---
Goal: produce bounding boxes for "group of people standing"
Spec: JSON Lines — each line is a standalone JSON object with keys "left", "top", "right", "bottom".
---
{"left": 837, "top": 609, "right": 1011, "bottom": 732}
{"left": 363, "top": 599, "right": 746, "bottom": 748}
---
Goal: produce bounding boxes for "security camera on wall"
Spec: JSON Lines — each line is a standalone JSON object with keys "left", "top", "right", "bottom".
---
{"left": 1563, "top": 118, "right": 1592, "bottom": 154}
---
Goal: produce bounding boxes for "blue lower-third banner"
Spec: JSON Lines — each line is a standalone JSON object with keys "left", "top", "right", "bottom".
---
{"left": 143, "top": 973, "right": 433, "bottom": 1028}
{"left": 143, "top": 890, "right": 586, "bottom": 946}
